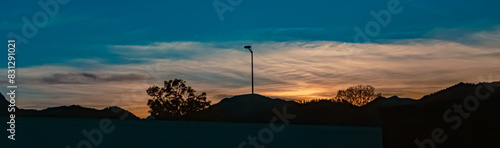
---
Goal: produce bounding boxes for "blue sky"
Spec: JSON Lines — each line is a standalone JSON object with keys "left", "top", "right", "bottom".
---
{"left": 2, "top": 0, "right": 500, "bottom": 117}
{"left": 3, "top": 0, "right": 500, "bottom": 67}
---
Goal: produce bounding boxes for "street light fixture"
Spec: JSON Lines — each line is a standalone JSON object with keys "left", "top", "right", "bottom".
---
{"left": 244, "top": 45, "right": 254, "bottom": 122}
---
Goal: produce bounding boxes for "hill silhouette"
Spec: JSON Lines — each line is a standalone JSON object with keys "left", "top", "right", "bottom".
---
{"left": 187, "top": 94, "right": 419, "bottom": 126}
{"left": 0, "top": 94, "right": 139, "bottom": 119}
{"left": 19, "top": 105, "right": 139, "bottom": 119}
{"left": 188, "top": 94, "right": 299, "bottom": 122}
{"left": 186, "top": 81, "right": 500, "bottom": 147}
{"left": 1, "top": 93, "right": 18, "bottom": 116}
{"left": 381, "top": 81, "right": 500, "bottom": 148}
{"left": 289, "top": 95, "right": 420, "bottom": 126}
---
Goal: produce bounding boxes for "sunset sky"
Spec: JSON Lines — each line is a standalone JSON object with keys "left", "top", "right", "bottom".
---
{"left": 2, "top": 0, "right": 500, "bottom": 118}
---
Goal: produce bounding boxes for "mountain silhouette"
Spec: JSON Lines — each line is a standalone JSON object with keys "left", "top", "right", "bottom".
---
{"left": 0, "top": 94, "right": 139, "bottom": 119}
{"left": 0, "top": 93, "right": 15, "bottom": 115}
{"left": 381, "top": 81, "right": 500, "bottom": 148}
{"left": 187, "top": 94, "right": 420, "bottom": 126}
{"left": 187, "top": 81, "right": 500, "bottom": 147}
{"left": 188, "top": 94, "right": 299, "bottom": 122}
{"left": 19, "top": 105, "right": 139, "bottom": 119}
{"left": 366, "top": 95, "right": 419, "bottom": 108}
{"left": 419, "top": 82, "right": 483, "bottom": 105}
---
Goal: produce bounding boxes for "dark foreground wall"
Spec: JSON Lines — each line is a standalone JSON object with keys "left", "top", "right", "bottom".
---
{"left": 1, "top": 117, "right": 382, "bottom": 148}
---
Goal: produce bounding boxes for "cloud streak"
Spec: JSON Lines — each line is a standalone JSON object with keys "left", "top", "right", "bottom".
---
{"left": 3, "top": 36, "right": 500, "bottom": 118}
{"left": 42, "top": 73, "right": 144, "bottom": 84}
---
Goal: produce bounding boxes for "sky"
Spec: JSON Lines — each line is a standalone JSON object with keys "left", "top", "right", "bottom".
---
{"left": 1, "top": 0, "right": 500, "bottom": 118}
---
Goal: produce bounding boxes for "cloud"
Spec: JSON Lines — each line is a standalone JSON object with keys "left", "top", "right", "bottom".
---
{"left": 42, "top": 73, "right": 144, "bottom": 84}
{"left": 4, "top": 0, "right": 500, "bottom": 118}
{"left": 110, "top": 42, "right": 235, "bottom": 60}
{"left": 460, "top": 27, "right": 500, "bottom": 48}
{"left": 5, "top": 38, "right": 500, "bottom": 118}
{"left": 42, "top": 73, "right": 98, "bottom": 84}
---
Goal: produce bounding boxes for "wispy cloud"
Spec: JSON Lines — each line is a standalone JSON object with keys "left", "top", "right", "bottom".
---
{"left": 42, "top": 73, "right": 144, "bottom": 84}
{"left": 3, "top": 34, "right": 499, "bottom": 118}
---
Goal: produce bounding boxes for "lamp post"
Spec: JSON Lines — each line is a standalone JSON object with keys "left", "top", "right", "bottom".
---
{"left": 244, "top": 45, "right": 254, "bottom": 122}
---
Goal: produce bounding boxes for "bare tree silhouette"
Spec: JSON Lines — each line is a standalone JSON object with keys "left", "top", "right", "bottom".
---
{"left": 146, "top": 79, "right": 211, "bottom": 119}
{"left": 334, "top": 85, "right": 381, "bottom": 106}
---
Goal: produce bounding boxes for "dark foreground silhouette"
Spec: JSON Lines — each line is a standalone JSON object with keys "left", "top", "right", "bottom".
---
{"left": 187, "top": 82, "right": 500, "bottom": 147}
{"left": 0, "top": 99, "right": 139, "bottom": 120}
{"left": 1, "top": 81, "right": 499, "bottom": 147}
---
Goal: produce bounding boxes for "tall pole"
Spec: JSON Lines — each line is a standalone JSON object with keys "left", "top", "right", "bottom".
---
{"left": 244, "top": 45, "right": 254, "bottom": 123}
{"left": 251, "top": 49, "right": 254, "bottom": 123}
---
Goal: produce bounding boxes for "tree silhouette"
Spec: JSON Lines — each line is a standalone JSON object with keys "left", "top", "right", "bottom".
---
{"left": 334, "top": 85, "right": 381, "bottom": 106}
{"left": 146, "top": 79, "right": 211, "bottom": 120}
